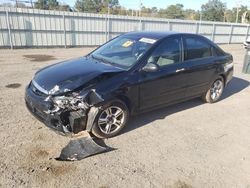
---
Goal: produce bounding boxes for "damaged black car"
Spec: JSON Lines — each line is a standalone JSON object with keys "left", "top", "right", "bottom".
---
{"left": 25, "top": 31, "right": 233, "bottom": 138}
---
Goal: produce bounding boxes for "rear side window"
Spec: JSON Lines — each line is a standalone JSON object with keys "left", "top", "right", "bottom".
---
{"left": 212, "top": 46, "right": 225, "bottom": 56}
{"left": 184, "top": 37, "right": 212, "bottom": 61}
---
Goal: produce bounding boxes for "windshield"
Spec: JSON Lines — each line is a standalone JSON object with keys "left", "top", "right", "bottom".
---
{"left": 90, "top": 35, "right": 157, "bottom": 69}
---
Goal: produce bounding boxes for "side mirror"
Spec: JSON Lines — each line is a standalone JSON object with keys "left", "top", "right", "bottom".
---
{"left": 142, "top": 63, "right": 158, "bottom": 72}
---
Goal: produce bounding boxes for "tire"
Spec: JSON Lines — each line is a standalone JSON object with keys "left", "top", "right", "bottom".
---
{"left": 202, "top": 76, "right": 224, "bottom": 103}
{"left": 91, "top": 100, "right": 129, "bottom": 138}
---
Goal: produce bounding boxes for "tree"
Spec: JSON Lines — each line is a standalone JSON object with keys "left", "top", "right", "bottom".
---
{"left": 224, "top": 5, "right": 248, "bottom": 23}
{"left": 141, "top": 6, "right": 152, "bottom": 16}
{"left": 100, "top": 0, "right": 120, "bottom": 14}
{"left": 15, "top": 2, "right": 27, "bottom": 8}
{"left": 184, "top": 9, "right": 199, "bottom": 20}
{"left": 75, "top": 0, "right": 119, "bottom": 13}
{"left": 224, "top": 9, "right": 234, "bottom": 22}
{"left": 34, "top": 0, "right": 60, "bottom": 10}
{"left": 58, "top": 4, "right": 72, "bottom": 11}
{"left": 233, "top": 5, "right": 248, "bottom": 23}
{"left": 34, "top": 0, "right": 47, "bottom": 9}
{"left": 0, "top": 3, "right": 13, "bottom": 7}
{"left": 201, "top": 0, "right": 226, "bottom": 21}
{"left": 75, "top": 0, "right": 102, "bottom": 13}
{"left": 103, "top": 0, "right": 119, "bottom": 8}
{"left": 48, "top": 0, "right": 59, "bottom": 10}
{"left": 159, "top": 4, "right": 185, "bottom": 19}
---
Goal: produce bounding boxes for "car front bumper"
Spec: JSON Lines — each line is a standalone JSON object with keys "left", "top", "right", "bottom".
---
{"left": 25, "top": 84, "right": 87, "bottom": 136}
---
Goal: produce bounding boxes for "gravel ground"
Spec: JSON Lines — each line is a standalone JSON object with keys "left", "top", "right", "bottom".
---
{"left": 0, "top": 44, "right": 250, "bottom": 188}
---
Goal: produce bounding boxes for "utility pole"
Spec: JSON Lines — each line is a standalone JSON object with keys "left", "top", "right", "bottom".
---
{"left": 236, "top": 6, "right": 240, "bottom": 23}
{"left": 30, "top": 0, "right": 33, "bottom": 8}
{"left": 198, "top": 11, "right": 202, "bottom": 34}
{"left": 235, "top": 0, "right": 242, "bottom": 23}
{"left": 139, "top": 0, "right": 142, "bottom": 30}
{"left": 139, "top": 0, "right": 142, "bottom": 17}
{"left": 107, "top": 3, "right": 111, "bottom": 40}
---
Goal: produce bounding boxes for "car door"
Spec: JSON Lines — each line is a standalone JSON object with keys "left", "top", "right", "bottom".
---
{"left": 138, "top": 36, "right": 190, "bottom": 110}
{"left": 183, "top": 35, "right": 218, "bottom": 97}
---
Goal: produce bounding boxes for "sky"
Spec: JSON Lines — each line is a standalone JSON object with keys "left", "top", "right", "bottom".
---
{"left": 64, "top": 0, "right": 250, "bottom": 10}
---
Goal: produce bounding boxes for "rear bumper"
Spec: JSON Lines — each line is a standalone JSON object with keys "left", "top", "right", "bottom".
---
{"left": 225, "top": 66, "right": 234, "bottom": 85}
{"left": 25, "top": 85, "right": 87, "bottom": 136}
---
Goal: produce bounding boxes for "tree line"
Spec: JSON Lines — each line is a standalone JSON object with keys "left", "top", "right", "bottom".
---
{"left": 1, "top": 0, "right": 249, "bottom": 23}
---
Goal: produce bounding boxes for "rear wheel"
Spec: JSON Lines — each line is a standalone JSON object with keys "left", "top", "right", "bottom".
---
{"left": 202, "top": 76, "right": 224, "bottom": 103}
{"left": 91, "top": 100, "right": 129, "bottom": 138}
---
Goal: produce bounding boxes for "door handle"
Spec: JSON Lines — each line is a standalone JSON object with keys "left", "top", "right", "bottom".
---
{"left": 176, "top": 68, "right": 185, "bottom": 73}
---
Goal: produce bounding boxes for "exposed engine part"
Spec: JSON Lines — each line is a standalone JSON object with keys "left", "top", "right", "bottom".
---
{"left": 42, "top": 87, "right": 104, "bottom": 135}
{"left": 69, "top": 111, "right": 87, "bottom": 134}
{"left": 48, "top": 85, "right": 60, "bottom": 95}
{"left": 44, "top": 89, "right": 104, "bottom": 115}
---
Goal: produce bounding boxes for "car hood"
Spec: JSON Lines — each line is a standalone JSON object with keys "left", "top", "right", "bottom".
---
{"left": 33, "top": 57, "right": 124, "bottom": 95}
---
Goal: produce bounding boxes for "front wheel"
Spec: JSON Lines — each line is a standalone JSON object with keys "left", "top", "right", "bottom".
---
{"left": 91, "top": 100, "right": 129, "bottom": 138}
{"left": 202, "top": 76, "right": 224, "bottom": 103}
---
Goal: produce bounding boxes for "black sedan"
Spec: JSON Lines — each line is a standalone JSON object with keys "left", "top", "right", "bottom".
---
{"left": 25, "top": 31, "right": 233, "bottom": 138}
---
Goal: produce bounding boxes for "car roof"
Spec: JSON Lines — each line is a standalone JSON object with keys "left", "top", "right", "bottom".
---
{"left": 122, "top": 31, "right": 208, "bottom": 41}
{"left": 122, "top": 31, "right": 180, "bottom": 39}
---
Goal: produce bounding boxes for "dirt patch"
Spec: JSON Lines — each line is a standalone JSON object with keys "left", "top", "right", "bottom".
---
{"left": 30, "top": 163, "right": 76, "bottom": 177}
{"left": 45, "top": 164, "right": 74, "bottom": 176}
{"left": 170, "top": 180, "right": 193, "bottom": 188}
{"left": 5, "top": 83, "right": 21, "bottom": 88}
{"left": 23, "top": 54, "right": 56, "bottom": 62}
{"left": 30, "top": 148, "right": 50, "bottom": 159}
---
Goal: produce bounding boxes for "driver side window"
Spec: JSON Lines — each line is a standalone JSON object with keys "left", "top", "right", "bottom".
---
{"left": 147, "top": 37, "right": 181, "bottom": 67}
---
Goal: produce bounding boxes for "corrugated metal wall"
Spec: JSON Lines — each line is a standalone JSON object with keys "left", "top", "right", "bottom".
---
{"left": 0, "top": 7, "right": 249, "bottom": 49}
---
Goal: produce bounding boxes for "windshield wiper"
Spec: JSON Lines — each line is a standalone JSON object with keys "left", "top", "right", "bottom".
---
{"left": 90, "top": 54, "right": 127, "bottom": 70}
{"left": 90, "top": 54, "right": 114, "bottom": 66}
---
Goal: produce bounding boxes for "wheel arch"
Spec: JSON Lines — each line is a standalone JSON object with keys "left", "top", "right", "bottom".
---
{"left": 115, "top": 95, "right": 132, "bottom": 113}
{"left": 218, "top": 74, "right": 226, "bottom": 85}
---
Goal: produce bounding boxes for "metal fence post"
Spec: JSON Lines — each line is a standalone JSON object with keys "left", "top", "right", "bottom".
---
{"left": 212, "top": 24, "right": 216, "bottom": 42}
{"left": 196, "top": 22, "right": 199, "bottom": 34}
{"left": 105, "top": 14, "right": 108, "bottom": 42}
{"left": 228, "top": 25, "right": 233, "bottom": 44}
{"left": 198, "top": 20, "right": 202, "bottom": 34}
{"left": 107, "top": 14, "right": 110, "bottom": 40}
{"left": 63, "top": 14, "right": 66, "bottom": 48}
{"left": 6, "top": 10, "right": 13, "bottom": 49}
{"left": 140, "top": 19, "right": 143, "bottom": 30}
{"left": 169, "top": 21, "right": 172, "bottom": 31}
{"left": 245, "top": 25, "right": 250, "bottom": 41}
{"left": 139, "top": 17, "right": 142, "bottom": 31}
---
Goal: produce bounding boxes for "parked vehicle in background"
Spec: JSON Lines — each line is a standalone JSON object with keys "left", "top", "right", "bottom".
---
{"left": 243, "top": 37, "right": 250, "bottom": 49}
{"left": 25, "top": 31, "right": 234, "bottom": 138}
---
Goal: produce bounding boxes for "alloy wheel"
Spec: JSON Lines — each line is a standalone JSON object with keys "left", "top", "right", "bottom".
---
{"left": 97, "top": 106, "right": 125, "bottom": 134}
{"left": 210, "top": 79, "right": 223, "bottom": 101}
